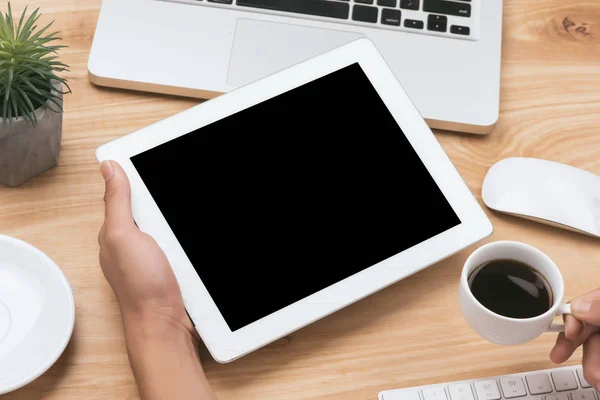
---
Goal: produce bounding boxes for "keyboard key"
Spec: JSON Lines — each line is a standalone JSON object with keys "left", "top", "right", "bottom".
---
{"left": 208, "top": 0, "right": 233, "bottom": 3}
{"left": 381, "top": 8, "right": 401, "bottom": 25}
{"left": 449, "top": 383, "right": 475, "bottom": 400}
{"left": 545, "top": 395, "right": 569, "bottom": 400}
{"left": 355, "top": 0, "right": 374, "bottom": 4}
{"left": 526, "top": 373, "right": 553, "bottom": 395}
{"left": 383, "top": 390, "right": 421, "bottom": 400}
{"left": 404, "top": 18, "right": 424, "bottom": 29}
{"left": 450, "top": 25, "right": 470, "bottom": 35}
{"left": 551, "top": 370, "right": 578, "bottom": 392}
{"left": 474, "top": 381, "right": 501, "bottom": 400}
{"left": 400, "top": 0, "right": 419, "bottom": 10}
{"left": 352, "top": 5, "right": 378, "bottom": 22}
{"left": 576, "top": 368, "right": 591, "bottom": 388}
{"left": 500, "top": 377, "right": 527, "bottom": 398}
{"left": 427, "top": 14, "right": 447, "bottom": 32}
{"left": 237, "top": 0, "right": 350, "bottom": 19}
{"left": 377, "top": 0, "right": 396, "bottom": 6}
{"left": 422, "top": 387, "right": 448, "bottom": 400}
{"left": 423, "top": 0, "right": 471, "bottom": 17}
{"left": 572, "top": 389, "right": 598, "bottom": 400}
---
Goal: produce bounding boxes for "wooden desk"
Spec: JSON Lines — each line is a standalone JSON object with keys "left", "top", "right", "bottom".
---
{"left": 1, "top": 1, "right": 598, "bottom": 399}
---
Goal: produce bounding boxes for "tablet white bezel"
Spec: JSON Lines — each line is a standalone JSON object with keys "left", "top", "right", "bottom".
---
{"left": 95, "top": 38, "right": 493, "bottom": 363}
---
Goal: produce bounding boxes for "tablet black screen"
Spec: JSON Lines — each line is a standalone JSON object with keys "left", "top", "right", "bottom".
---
{"left": 130, "top": 63, "right": 461, "bottom": 332}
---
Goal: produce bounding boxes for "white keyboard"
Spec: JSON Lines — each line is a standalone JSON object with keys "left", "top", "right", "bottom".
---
{"left": 380, "top": 365, "right": 599, "bottom": 400}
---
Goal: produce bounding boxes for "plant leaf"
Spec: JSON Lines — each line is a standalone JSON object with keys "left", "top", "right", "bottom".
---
{"left": 12, "top": 62, "right": 45, "bottom": 78}
{"left": 29, "top": 21, "right": 54, "bottom": 41}
{"left": 13, "top": 90, "right": 34, "bottom": 127}
{"left": 7, "top": 2, "right": 15, "bottom": 41}
{"left": 14, "top": 85, "right": 37, "bottom": 125}
{"left": 0, "top": 8, "right": 10, "bottom": 42}
{"left": 0, "top": 10, "right": 9, "bottom": 43}
{"left": 18, "top": 7, "right": 40, "bottom": 42}
{"left": 7, "top": 99, "right": 12, "bottom": 129}
{"left": 10, "top": 88, "right": 20, "bottom": 120}
{"left": 16, "top": 5, "right": 27, "bottom": 39}
{"left": 21, "top": 77, "right": 42, "bottom": 95}
{"left": 23, "top": 89, "right": 62, "bottom": 113}
{"left": 45, "top": 94, "right": 63, "bottom": 112}
{"left": 5, "top": 65, "right": 13, "bottom": 102}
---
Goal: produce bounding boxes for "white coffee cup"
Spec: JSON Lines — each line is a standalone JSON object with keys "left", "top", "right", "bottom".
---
{"left": 459, "top": 240, "right": 572, "bottom": 345}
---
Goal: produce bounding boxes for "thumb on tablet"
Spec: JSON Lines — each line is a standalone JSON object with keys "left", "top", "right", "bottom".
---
{"left": 100, "top": 160, "right": 136, "bottom": 231}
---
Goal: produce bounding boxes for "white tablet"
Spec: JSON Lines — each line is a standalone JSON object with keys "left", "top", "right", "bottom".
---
{"left": 96, "top": 38, "right": 493, "bottom": 363}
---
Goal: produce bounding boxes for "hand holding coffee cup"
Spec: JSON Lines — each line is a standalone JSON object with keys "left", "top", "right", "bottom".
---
{"left": 459, "top": 241, "right": 600, "bottom": 391}
{"left": 550, "top": 287, "right": 600, "bottom": 391}
{"left": 459, "top": 241, "right": 572, "bottom": 345}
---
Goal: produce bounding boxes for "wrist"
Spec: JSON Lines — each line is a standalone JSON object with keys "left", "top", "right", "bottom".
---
{"left": 121, "top": 303, "right": 197, "bottom": 345}
{"left": 120, "top": 306, "right": 217, "bottom": 400}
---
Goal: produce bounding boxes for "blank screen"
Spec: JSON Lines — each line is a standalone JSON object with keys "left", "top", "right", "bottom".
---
{"left": 131, "top": 63, "right": 460, "bottom": 331}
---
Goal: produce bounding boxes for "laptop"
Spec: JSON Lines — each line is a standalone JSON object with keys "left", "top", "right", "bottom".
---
{"left": 87, "top": 0, "right": 503, "bottom": 134}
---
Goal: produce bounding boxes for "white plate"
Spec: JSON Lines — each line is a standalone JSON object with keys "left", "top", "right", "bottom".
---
{"left": 0, "top": 235, "right": 75, "bottom": 395}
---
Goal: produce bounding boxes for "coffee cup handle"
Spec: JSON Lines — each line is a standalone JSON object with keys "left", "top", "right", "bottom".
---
{"left": 547, "top": 304, "right": 573, "bottom": 333}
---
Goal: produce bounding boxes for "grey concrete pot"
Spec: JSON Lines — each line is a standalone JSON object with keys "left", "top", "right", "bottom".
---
{"left": 0, "top": 82, "right": 63, "bottom": 187}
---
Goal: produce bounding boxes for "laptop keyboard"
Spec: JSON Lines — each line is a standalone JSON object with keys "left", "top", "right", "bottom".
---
{"left": 379, "top": 365, "right": 599, "bottom": 400}
{"left": 161, "top": 0, "right": 480, "bottom": 41}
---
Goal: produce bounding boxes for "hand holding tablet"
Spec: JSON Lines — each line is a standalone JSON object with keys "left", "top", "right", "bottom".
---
{"left": 95, "top": 38, "right": 493, "bottom": 363}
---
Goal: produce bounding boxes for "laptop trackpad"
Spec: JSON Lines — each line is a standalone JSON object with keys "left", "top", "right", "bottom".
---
{"left": 226, "top": 18, "right": 365, "bottom": 87}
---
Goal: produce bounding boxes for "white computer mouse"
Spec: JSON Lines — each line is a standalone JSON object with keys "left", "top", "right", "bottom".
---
{"left": 482, "top": 157, "right": 600, "bottom": 238}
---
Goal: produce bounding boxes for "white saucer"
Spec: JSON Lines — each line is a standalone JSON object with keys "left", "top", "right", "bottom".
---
{"left": 0, "top": 235, "right": 75, "bottom": 395}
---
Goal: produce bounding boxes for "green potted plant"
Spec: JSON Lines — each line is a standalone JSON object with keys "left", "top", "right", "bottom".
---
{"left": 0, "top": 3, "right": 70, "bottom": 187}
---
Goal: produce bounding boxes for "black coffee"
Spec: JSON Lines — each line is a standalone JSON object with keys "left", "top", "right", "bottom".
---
{"left": 468, "top": 259, "right": 553, "bottom": 319}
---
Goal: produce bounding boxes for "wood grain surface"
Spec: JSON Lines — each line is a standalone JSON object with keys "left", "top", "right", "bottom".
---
{"left": 0, "top": 1, "right": 599, "bottom": 399}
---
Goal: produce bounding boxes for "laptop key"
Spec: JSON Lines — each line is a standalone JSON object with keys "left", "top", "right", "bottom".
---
{"left": 572, "top": 389, "right": 598, "bottom": 400}
{"left": 474, "top": 380, "right": 501, "bottom": 400}
{"left": 400, "top": 0, "right": 419, "bottom": 10}
{"left": 427, "top": 14, "right": 447, "bottom": 32}
{"left": 423, "top": 0, "right": 471, "bottom": 17}
{"left": 551, "top": 370, "right": 578, "bottom": 392}
{"left": 208, "top": 0, "right": 233, "bottom": 3}
{"left": 381, "top": 8, "right": 401, "bottom": 25}
{"left": 352, "top": 5, "right": 378, "bottom": 23}
{"left": 355, "top": 0, "right": 374, "bottom": 4}
{"left": 404, "top": 19, "right": 423, "bottom": 29}
{"left": 236, "top": 0, "right": 350, "bottom": 20}
{"left": 525, "top": 373, "right": 553, "bottom": 395}
{"left": 499, "top": 377, "right": 527, "bottom": 398}
{"left": 422, "top": 387, "right": 448, "bottom": 400}
{"left": 576, "top": 368, "right": 591, "bottom": 388}
{"left": 377, "top": 0, "right": 396, "bottom": 7}
{"left": 448, "top": 383, "right": 475, "bottom": 400}
{"left": 450, "top": 25, "right": 470, "bottom": 35}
